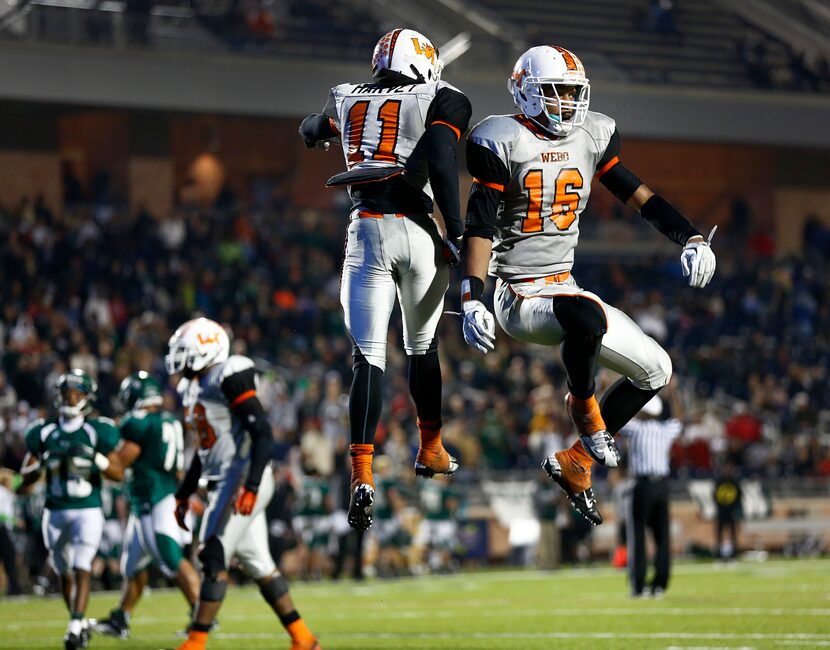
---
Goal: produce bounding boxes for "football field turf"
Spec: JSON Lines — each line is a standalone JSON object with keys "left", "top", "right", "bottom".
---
{"left": 2, "top": 559, "right": 829, "bottom": 649}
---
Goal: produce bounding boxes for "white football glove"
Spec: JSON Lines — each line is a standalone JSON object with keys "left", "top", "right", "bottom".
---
{"left": 462, "top": 300, "right": 496, "bottom": 354}
{"left": 681, "top": 226, "right": 717, "bottom": 288}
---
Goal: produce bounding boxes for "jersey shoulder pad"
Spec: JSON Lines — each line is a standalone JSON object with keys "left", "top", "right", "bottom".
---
{"left": 93, "top": 416, "right": 118, "bottom": 429}
{"left": 119, "top": 414, "right": 146, "bottom": 444}
{"left": 23, "top": 418, "right": 47, "bottom": 450}
{"left": 220, "top": 355, "right": 256, "bottom": 381}
{"left": 582, "top": 111, "right": 616, "bottom": 143}
{"left": 435, "top": 79, "right": 464, "bottom": 95}
{"left": 469, "top": 114, "right": 522, "bottom": 145}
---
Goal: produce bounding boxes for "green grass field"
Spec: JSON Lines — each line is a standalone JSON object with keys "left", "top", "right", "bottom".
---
{"left": 3, "top": 559, "right": 830, "bottom": 649}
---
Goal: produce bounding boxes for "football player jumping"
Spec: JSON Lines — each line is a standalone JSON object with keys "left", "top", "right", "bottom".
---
{"left": 93, "top": 371, "right": 201, "bottom": 640}
{"left": 460, "top": 45, "right": 716, "bottom": 524}
{"left": 299, "top": 29, "right": 472, "bottom": 531}
{"left": 167, "top": 319, "right": 319, "bottom": 650}
{"left": 19, "top": 370, "right": 125, "bottom": 650}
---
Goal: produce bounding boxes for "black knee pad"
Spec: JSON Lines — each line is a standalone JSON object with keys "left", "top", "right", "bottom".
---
{"left": 198, "top": 537, "right": 226, "bottom": 581}
{"left": 199, "top": 577, "right": 227, "bottom": 603}
{"left": 259, "top": 574, "right": 289, "bottom": 602}
{"left": 552, "top": 296, "right": 608, "bottom": 340}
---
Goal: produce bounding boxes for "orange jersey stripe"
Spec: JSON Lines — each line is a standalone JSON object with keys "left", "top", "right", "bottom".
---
{"left": 431, "top": 119, "right": 461, "bottom": 141}
{"left": 473, "top": 177, "right": 505, "bottom": 192}
{"left": 230, "top": 389, "right": 256, "bottom": 408}
{"left": 595, "top": 155, "right": 620, "bottom": 179}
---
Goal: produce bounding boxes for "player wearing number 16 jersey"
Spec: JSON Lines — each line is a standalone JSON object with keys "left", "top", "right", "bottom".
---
{"left": 19, "top": 370, "right": 125, "bottom": 650}
{"left": 299, "top": 29, "right": 472, "bottom": 532}
{"left": 167, "top": 318, "right": 319, "bottom": 650}
{"left": 93, "top": 371, "right": 201, "bottom": 640}
{"left": 460, "top": 45, "right": 716, "bottom": 525}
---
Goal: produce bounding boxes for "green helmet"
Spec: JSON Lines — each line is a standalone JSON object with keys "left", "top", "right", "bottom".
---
{"left": 117, "top": 371, "right": 163, "bottom": 413}
{"left": 55, "top": 369, "right": 98, "bottom": 418}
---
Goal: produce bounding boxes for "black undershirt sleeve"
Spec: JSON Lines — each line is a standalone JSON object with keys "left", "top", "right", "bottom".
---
{"left": 640, "top": 195, "right": 701, "bottom": 246}
{"left": 175, "top": 454, "right": 202, "bottom": 501}
{"left": 423, "top": 88, "right": 472, "bottom": 241}
{"left": 596, "top": 129, "right": 643, "bottom": 203}
{"left": 464, "top": 142, "right": 510, "bottom": 241}
{"left": 299, "top": 113, "right": 338, "bottom": 148}
{"left": 233, "top": 397, "right": 273, "bottom": 493}
{"left": 220, "top": 368, "right": 272, "bottom": 493}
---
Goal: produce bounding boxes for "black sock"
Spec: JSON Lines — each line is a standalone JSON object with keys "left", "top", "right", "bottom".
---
{"left": 600, "top": 378, "right": 661, "bottom": 434}
{"left": 408, "top": 350, "right": 442, "bottom": 423}
{"left": 349, "top": 361, "right": 383, "bottom": 445}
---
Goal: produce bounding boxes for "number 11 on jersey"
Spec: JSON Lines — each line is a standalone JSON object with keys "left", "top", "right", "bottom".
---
{"left": 346, "top": 100, "right": 402, "bottom": 166}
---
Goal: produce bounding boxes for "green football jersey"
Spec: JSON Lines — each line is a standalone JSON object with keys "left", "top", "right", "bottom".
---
{"left": 101, "top": 481, "right": 125, "bottom": 521}
{"left": 419, "top": 482, "right": 461, "bottom": 521}
{"left": 24, "top": 417, "right": 120, "bottom": 511}
{"left": 120, "top": 410, "right": 183, "bottom": 514}
{"left": 297, "top": 476, "right": 330, "bottom": 517}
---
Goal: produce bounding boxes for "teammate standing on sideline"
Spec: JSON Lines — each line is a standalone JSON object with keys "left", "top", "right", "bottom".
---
{"left": 620, "top": 391, "right": 683, "bottom": 597}
{"left": 18, "top": 370, "right": 124, "bottom": 650}
{"left": 460, "top": 45, "right": 716, "bottom": 524}
{"left": 167, "top": 318, "right": 320, "bottom": 650}
{"left": 93, "top": 371, "right": 201, "bottom": 639}
{"left": 299, "top": 28, "right": 472, "bottom": 531}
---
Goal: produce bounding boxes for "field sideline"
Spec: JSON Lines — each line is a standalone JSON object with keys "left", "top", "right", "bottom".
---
{"left": 2, "top": 559, "right": 829, "bottom": 649}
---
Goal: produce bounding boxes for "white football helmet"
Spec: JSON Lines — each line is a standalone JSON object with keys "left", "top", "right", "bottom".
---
{"left": 372, "top": 28, "right": 443, "bottom": 83}
{"left": 165, "top": 317, "right": 230, "bottom": 376}
{"left": 508, "top": 45, "right": 590, "bottom": 137}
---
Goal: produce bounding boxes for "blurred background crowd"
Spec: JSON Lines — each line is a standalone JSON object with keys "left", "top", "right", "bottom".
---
{"left": 0, "top": 0, "right": 829, "bottom": 598}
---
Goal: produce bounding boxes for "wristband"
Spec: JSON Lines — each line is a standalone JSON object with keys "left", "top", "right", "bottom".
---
{"left": 94, "top": 452, "right": 110, "bottom": 472}
{"left": 461, "top": 276, "right": 484, "bottom": 303}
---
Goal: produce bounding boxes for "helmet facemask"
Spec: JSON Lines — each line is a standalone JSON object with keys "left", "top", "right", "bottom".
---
{"left": 55, "top": 372, "right": 97, "bottom": 419}
{"left": 524, "top": 79, "right": 590, "bottom": 136}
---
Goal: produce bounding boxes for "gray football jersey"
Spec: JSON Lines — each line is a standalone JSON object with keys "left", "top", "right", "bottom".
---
{"left": 467, "top": 111, "right": 616, "bottom": 279}
{"left": 324, "top": 80, "right": 462, "bottom": 203}
{"left": 178, "top": 355, "right": 255, "bottom": 482}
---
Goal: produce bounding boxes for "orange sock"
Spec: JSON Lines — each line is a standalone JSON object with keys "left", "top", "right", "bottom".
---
{"left": 568, "top": 394, "right": 607, "bottom": 432}
{"left": 287, "top": 618, "right": 315, "bottom": 645}
{"left": 417, "top": 418, "right": 443, "bottom": 453}
{"left": 350, "top": 443, "right": 375, "bottom": 488}
{"left": 184, "top": 630, "right": 208, "bottom": 648}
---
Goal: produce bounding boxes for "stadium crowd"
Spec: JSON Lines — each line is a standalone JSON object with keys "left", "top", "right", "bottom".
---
{"left": 0, "top": 187, "right": 828, "bottom": 592}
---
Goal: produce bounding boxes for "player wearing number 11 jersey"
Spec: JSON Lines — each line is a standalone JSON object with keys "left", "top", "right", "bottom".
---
{"left": 299, "top": 28, "right": 472, "bottom": 532}
{"left": 461, "top": 45, "right": 716, "bottom": 525}
{"left": 166, "top": 318, "right": 319, "bottom": 650}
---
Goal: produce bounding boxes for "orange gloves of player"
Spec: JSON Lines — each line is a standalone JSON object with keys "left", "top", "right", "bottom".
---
{"left": 234, "top": 487, "right": 257, "bottom": 515}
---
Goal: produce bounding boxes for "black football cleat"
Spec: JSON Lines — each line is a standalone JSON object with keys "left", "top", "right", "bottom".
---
{"left": 64, "top": 632, "right": 82, "bottom": 650}
{"left": 542, "top": 454, "right": 603, "bottom": 526}
{"left": 92, "top": 612, "right": 130, "bottom": 639}
{"left": 348, "top": 483, "right": 375, "bottom": 530}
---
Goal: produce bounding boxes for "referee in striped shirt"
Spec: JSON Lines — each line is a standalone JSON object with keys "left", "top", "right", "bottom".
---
{"left": 621, "top": 391, "right": 683, "bottom": 598}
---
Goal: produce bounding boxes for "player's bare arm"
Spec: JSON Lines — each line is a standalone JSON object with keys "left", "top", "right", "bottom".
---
{"left": 115, "top": 440, "right": 142, "bottom": 470}
{"left": 17, "top": 451, "right": 42, "bottom": 493}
